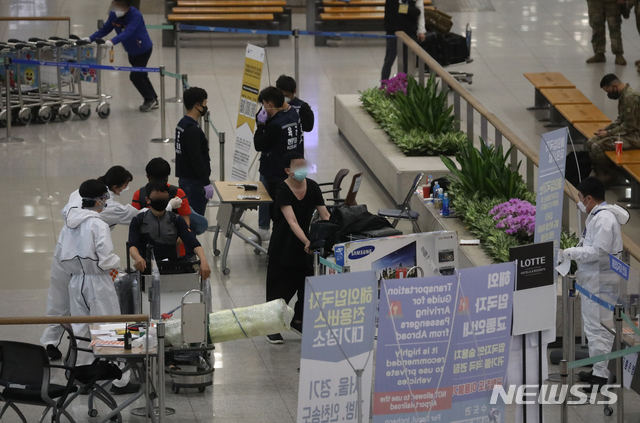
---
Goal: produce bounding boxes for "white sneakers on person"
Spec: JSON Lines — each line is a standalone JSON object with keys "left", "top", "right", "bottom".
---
{"left": 248, "top": 228, "right": 271, "bottom": 243}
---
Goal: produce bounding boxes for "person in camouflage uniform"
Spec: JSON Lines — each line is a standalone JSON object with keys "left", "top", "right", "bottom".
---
{"left": 586, "top": 0, "right": 626, "bottom": 65}
{"left": 587, "top": 74, "right": 640, "bottom": 185}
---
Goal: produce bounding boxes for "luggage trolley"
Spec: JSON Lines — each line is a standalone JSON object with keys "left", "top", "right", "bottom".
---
{"left": 166, "top": 290, "right": 215, "bottom": 394}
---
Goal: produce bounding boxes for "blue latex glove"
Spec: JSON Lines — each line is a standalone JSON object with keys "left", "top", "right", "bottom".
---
{"left": 257, "top": 109, "right": 268, "bottom": 124}
{"left": 204, "top": 184, "right": 214, "bottom": 200}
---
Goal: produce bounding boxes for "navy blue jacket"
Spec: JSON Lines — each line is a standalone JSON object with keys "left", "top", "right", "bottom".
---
{"left": 254, "top": 107, "right": 303, "bottom": 179}
{"left": 90, "top": 7, "right": 152, "bottom": 57}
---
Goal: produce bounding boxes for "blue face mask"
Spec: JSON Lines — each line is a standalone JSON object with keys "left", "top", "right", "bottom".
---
{"left": 293, "top": 168, "right": 308, "bottom": 181}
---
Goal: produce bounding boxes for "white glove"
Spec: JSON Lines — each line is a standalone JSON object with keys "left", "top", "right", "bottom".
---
{"left": 556, "top": 249, "right": 564, "bottom": 265}
{"left": 105, "top": 40, "right": 114, "bottom": 48}
{"left": 168, "top": 197, "right": 182, "bottom": 210}
{"left": 81, "top": 37, "right": 91, "bottom": 42}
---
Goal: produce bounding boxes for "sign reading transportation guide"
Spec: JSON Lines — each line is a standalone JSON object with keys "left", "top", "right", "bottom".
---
{"left": 298, "top": 272, "right": 377, "bottom": 423}
{"left": 373, "top": 263, "right": 515, "bottom": 423}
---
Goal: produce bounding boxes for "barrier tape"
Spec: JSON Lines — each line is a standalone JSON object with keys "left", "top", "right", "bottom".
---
{"left": 163, "top": 70, "right": 182, "bottom": 80}
{"left": 575, "top": 283, "right": 616, "bottom": 312}
{"left": 208, "top": 119, "right": 219, "bottom": 137}
{"left": 621, "top": 311, "right": 640, "bottom": 337}
{"left": 319, "top": 257, "right": 343, "bottom": 273}
{"left": 179, "top": 24, "right": 393, "bottom": 38}
{"left": 568, "top": 311, "right": 640, "bottom": 369}
{"left": 11, "top": 58, "right": 160, "bottom": 73}
{"left": 146, "top": 24, "right": 174, "bottom": 30}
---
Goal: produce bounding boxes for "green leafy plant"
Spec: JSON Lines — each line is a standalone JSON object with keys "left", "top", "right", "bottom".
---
{"left": 359, "top": 76, "right": 465, "bottom": 157}
{"left": 441, "top": 138, "right": 536, "bottom": 203}
{"left": 393, "top": 75, "right": 456, "bottom": 135}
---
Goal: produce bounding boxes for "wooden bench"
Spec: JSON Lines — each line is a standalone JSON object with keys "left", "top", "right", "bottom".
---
{"left": 178, "top": 0, "right": 286, "bottom": 5}
{"left": 606, "top": 150, "right": 640, "bottom": 166}
{"left": 539, "top": 88, "right": 591, "bottom": 106}
{"left": 573, "top": 122, "right": 608, "bottom": 139}
{"left": 554, "top": 104, "right": 611, "bottom": 124}
{"left": 168, "top": 13, "right": 276, "bottom": 21}
{"left": 524, "top": 72, "right": 576, "bottom": 108}
{"left": 323, "top": 6, "right": 384, "bottom": 12}
{"left": 319, "top": 12, "right": 384, "bottom": 19}
{"left": 173, "top": 6, "right": 285, "bottom": 13}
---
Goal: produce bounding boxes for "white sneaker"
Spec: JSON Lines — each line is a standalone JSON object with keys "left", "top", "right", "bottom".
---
{"left": 248, "top": 229, "right": 271, "bottom": 243}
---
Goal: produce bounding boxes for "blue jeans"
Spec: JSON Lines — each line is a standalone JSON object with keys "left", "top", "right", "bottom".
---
{"left": 258, "top": 174, "right": 270, "bottom": 230}
{"left": 179, "top": 178, "right": 207, "bottom": 216}
{"left": 189, "top": 207, "right": 209, "bottom": 235}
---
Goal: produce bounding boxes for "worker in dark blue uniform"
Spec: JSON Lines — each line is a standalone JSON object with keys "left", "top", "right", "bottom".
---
{"left": 275, "top": 75, "right": 314, "bottom": 133}
{"left": 253, "top": 86, "right": 304, "bottom": 242}
{"left": 85, "top": 0, "right": 158, "bottom": 112}
{"left": 175, "top": 87, "right": 214, "bottom": 216}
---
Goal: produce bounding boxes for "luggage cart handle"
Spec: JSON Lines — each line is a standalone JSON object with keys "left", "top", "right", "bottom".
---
{"left": 94, "top": 39, "right": 105, "bottom": 45}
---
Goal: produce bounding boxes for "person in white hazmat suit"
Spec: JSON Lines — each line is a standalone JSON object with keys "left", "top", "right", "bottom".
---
{"left": 40, "top": 166, "right": 182, "bottom": 360}
{"left": 558, "top": 176, "right": 629, "bottom": 392}
{"left": 57, "top": 179, "right": 139, "bottom": 394}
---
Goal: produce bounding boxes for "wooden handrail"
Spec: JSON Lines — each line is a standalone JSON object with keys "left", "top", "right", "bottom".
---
{"left": 0, "top": 314, "right": 148, "bottom": 326}
{"left": 395, "top": 31, "right": 640, "bottom": 263}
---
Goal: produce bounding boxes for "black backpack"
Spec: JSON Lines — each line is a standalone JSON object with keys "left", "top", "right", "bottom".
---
{"left": 565, "top": 151, "right": 591, "bottom": 188}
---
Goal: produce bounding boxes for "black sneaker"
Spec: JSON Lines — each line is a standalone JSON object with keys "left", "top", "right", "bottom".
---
{"left": 580, "top": 376, "right": 608, "bottom": 394}
{"left": 139, "top": 99, "right": 157, "bottom": 112}
{"left": 46, "top": 345, "right": 62, "bottom": 360}
{"left": 291, "top": 321, "right": 303, "bottom": 336}
{"left": 578, "top": 370, "right": 593, "bottom": 382}
{"left": 266, "top": 334, "right": 284, "bottom": 344}
{"left": 151, "top": 99, "right": 159, "bottom": 109}
{"left": 110, "top": 382, "right": 141, "bottom": 395}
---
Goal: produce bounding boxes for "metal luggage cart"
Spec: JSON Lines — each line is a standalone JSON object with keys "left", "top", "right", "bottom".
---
{"left": 166, "top": 289, "right": 215, "bottom": 394}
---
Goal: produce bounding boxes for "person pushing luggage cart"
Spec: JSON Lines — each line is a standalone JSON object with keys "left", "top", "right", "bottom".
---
{"left": 83, "top": 0, "right": 158, "bottom": 112}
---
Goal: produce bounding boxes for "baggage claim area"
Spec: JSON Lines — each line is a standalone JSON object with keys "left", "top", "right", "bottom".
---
{"left": 3, "top": 0, "right": 640, "bottom": 422}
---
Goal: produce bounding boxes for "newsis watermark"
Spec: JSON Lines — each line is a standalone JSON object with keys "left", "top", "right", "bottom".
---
{"left": 490, "top": 384, "right": 620, "bottom": 405}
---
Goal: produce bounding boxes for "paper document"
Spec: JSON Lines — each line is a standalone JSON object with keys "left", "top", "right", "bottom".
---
{"left": 556, "top": 259, "right": 571, "bottom": 277}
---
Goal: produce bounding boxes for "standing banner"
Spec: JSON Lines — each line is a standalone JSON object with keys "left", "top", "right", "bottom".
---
{"left": 534, "top": 127, "right": 568, "bottom": 254}
{"left": 231, "top": 44, "right": 264, "bottom": 181}
{"left": 298, "top": 272, "right": 377, "bottom": 423}
{"left": 373, "top": 262, "right": 515, "bottom": 423}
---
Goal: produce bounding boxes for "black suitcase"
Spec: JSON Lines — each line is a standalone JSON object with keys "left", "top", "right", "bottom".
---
{"left": 442, "top": 32, "right": 469, "bottom": 65}
{"left": 419, "top": 31, "right": 469, "bottom": 67}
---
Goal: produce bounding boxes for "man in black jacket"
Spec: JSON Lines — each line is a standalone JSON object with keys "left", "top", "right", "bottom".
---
{"left": 253, "top": 87, "right": 303, "bottom": 241}
{"left": 175, "top": 87, "right": 214, "bottom": 216}
{"left": 275, "top": 75, "right": 314, "bottom": 133}
{"left": 381, "top": 0, "right": 427, "bottom": 81}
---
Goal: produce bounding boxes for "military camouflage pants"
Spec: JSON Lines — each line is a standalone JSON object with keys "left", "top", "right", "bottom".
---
{"left": 587, "top": 134, "right": 640, "bottom": 176}
{"left": 588, "top": 0, "right": 624, "bottom": 54}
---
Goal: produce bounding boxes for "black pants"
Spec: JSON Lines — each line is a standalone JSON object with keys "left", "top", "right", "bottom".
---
{"left": 381, "top": 35, "right": 416, "bottom": 81}
{"left": 179, "top": 178, "right": 207, "bottom": 216}
{"left": 266, "top": 260, "right": 313, "bottom": 322}
{"left": 128, "top": 48, "right": 157, "bottom": 101}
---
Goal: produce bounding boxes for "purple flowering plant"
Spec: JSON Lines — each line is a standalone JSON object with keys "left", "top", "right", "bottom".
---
{"left": 489, "top": 199, "right": 536, "bottom": 239}
{"left": 380, "top": 73, "right": 408, "bottom": 95}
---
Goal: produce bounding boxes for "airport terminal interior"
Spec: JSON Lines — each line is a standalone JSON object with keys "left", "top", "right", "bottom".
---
{"left": 3, "top": 0, "right": 640, "bottom": 421}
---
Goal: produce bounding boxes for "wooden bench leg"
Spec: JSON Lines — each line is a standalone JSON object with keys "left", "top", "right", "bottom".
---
{"left": 279, "top": 8, "right": 292, "bottom": 39}
{"left": 267, "top": 21, "right": 280, "bottom": 46}
{"left": 544, "top": 105, "right": 565, "bottom": 128}
{"left": 163, "top": 26, "right": 176, "bottom": 48}
{"left": 527, "top": 88, "right": 549, "bottom": 110}
{"left": 620, "top": 178, "right": 640, "bottom": 209}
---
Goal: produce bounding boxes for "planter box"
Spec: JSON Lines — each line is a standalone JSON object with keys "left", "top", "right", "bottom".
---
{"left": 335, "top": 94, "right": 455, "bottom": 205}
{"left": 410, "top": 194, "right": 582, "bottom": 337}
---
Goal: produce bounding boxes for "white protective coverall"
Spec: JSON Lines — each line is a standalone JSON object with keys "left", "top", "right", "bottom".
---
{"left": 56, "top": 206, "right": 131, "bottom": 386}
{"left": 564, "top": 203, "right": 629, "bottom": 379}
{"left": 40, "top": 189, "right": 140, "bottom": 347}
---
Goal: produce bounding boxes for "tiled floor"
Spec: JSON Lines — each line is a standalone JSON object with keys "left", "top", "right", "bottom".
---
{"left": 1, "top": 0, "right": 640, "bottom": 421}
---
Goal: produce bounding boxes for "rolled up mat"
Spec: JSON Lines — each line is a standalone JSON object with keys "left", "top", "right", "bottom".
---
{"left": 209, "top": 299, "right": 294, "bottom": 343}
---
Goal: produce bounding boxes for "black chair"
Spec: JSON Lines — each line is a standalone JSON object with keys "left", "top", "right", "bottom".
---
{"left": 0, "top": 340, "right": 77, "bottom": 423}
{"left": 318, "top": 168, "right": 350, "bottom": 203}
{"left": 378, "top": 173, "right": 424, "bottom": 233}
{"left": 59, "top": 324, "right": 123, "bottom": 421}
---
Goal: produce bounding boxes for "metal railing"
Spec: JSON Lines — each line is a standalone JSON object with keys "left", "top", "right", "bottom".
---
{"left": 394, "top": 31, "right": 640, "bottom": 265}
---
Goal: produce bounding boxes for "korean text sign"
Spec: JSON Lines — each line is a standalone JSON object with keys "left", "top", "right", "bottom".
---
{"left": 373, "top": 262, "right": 515, "bottom": 423}
{"left": 297, "top": 271, "right": 377, "bottom": 423}
{"left": 534, "top": 128, "right": 568, "bottom": 249}
{"left": 231, "top": 44, "right": 264, "bottom": 181}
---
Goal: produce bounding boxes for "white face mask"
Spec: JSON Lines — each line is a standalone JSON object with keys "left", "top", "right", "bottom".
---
{"left": 115, "top": 10, "right": 126, "bottom": 17}
{"left": 121, "top": 186, "right": 130, "bottom": 192}
{"left": 284, "top": 96, "right": 291, "bottom": 103}
{"left": 578, "top": 198, "right": 590, "bottom": 213}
